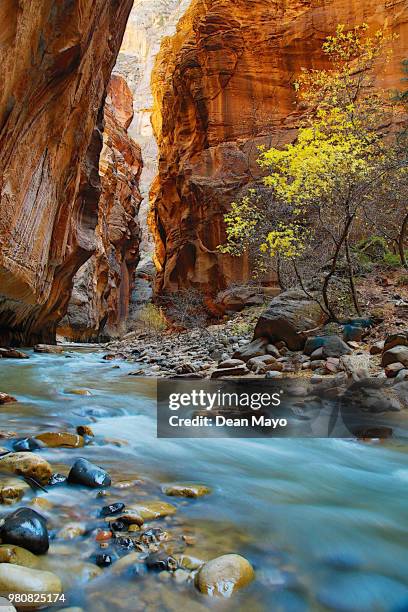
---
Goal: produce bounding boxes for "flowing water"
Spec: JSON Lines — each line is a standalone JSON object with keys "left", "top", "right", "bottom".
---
{"left": 0, "top": 349, "right": 407, "bottom": 611}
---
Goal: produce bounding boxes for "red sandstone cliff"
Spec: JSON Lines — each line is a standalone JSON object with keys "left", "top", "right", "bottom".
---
{"left": 0, "top": 0, "right": 133, "bottom": 345}
{"left": 150, "top": 0, "right": 408, "bottom": 298}
{"left": 58, "top": 76, "right": 142, "bottom": 341}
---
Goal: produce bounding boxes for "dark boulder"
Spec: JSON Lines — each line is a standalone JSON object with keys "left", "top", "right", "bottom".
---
{"left": 0, "top": 507, "right": 49, "bottom": 554}
{"left": 253, "top": 290, "right": 327, "bottom": 351}
{"left": 68, "top": 458, "right": 111, "bottom": 488}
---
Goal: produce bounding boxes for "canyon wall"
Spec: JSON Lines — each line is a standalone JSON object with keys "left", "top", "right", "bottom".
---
{"left": 150, "top": 0, "right": 408, "bottom": 299}
{"left": 58, "top": 76, "right": 143, "bottom": 341}
{"left": 0, "top": 0, "right": 133, "bottom": 345}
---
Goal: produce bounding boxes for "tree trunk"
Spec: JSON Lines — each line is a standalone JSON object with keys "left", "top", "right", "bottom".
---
{"left": 345, "top": 235, "right": 361, "bottom": 316}
{"left": 322, "top": 215, "right": 355, "bottom": 322}
{"left": 398, "top": 211, "right": 408, "bottom": 269}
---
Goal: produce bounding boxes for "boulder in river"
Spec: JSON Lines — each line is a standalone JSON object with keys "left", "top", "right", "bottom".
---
{"left": 195, "top": 553, "right": 255, "bottom": 597}
{"left": 34, "top": 344, "right": 63, "bottom": 354}
{"left": 162, "top": 484, "right": 211, "bottom": 498}
{"left": 253, "top": 290, "right": 327, "bottom": 351}
{"left": 0, "top": 348, "right": 29, "bottom": 359}
{"left": 0, "top": 393, "right": 16, "bottom": 405}
{"left": 35, "top": 432, "right": 84, "bottom": 448}
{"left": 67, "top": 458, "right": 111, "bottom": 488}
{"left": 0, "top": 453, "right": 52, "bottom": 486}
{"left": 12, "top": 437, "right": 43, "bottom": 452}
{"left": 0, "top": 564, "right": 61, "bottom": 606}
{"left": 126, "top": 501, "right": 176, "bottom": 521}
{"left": 0, "top": 507, "right": 49, "bottom": 554}
{"left": 0, "top": 544, "right": 40, "bottom": 568}
{"left": 0, "top": 477, "right": 30, "bottom": 505}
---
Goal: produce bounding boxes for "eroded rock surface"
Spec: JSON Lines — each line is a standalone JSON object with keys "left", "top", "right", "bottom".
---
{"left": 59, "top": 75, "right": 143, "bottom": 341}
{"left": 0, "top": 0, "right": 134, "bottom": 345}
{"left": 150, "top": 0, "right": 408, "bottom": 297}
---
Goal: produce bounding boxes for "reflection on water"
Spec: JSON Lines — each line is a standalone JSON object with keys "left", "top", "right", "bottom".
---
{"left": 0, "top": 350, "right": 407, "bottom": 611}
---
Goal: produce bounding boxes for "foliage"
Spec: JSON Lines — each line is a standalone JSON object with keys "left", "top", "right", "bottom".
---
{"left": 219, "top": 23, "right": 407, "bottom": 319}
{"left": 135, "top": 303, "right": 167, "bottom": 334}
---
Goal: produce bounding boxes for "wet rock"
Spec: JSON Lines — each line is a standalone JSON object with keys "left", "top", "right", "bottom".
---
{"left": 12, "top": 437, "right": 43, "bottom": 452}
{"left": 0, "top": 453, "right": 52, "bottom": 486}
{"left": 0, "top": 348, "right": 29, "bottom": 359}
{"left": 253, "top": 290, "right": 327, "bottom": 351}
{"left": 162, "top": 484, "right": 211, "bottom": 498}
{"left": 68, "top": 458, "right": 111, "bottom": 488}
{"left": 64, "top": 389, "right": 92, "bottom": 396}
{"left": 100, "top": 502, "right": 125, "bottom": 517}
{"left": 95, "top": 553, "right": 114, "bottom": 567}
{"left": 146, "top": 553, "right": 177, "bottom": 572}
{"left": 57, "top": 523, "right": 86, "bottom": 540}
{"left": 48, "top": 473, "right": 67, "bottom": 486}
{"left": 211, "top": 366, "right": 249, "bottom": 379}
{"left": 0, "top": 565, "right": 61, "bottom": 604}
{"left": 126, "top": 501, "right": 176, "bottom": 521}
{"left": 34, "top": 344, "right": 64, "bottom": 354}
{"left": 107, "top": 510, "right": 144, "bottom": 527}
{"left": 35, "top": 432, "right": 84, "bottom": 448}
{"left": 111, "top": 552, "right": 145, "bottom": 575}
{"left": 76, "top": 426, "right": 94, "bottom": 438}
{"left": 30, "top": 497, "right": 53, "bottom": 512}
{"left": 232, "top": 337, "right": 268, "bottom": 362}
{"left": 0, "top": 544, "right": 40, "bottom": 568}
{"left": 217, "top": 359, "right": 245, "bottom": 369}
{"left": 381, "top": 345, "right": 408, "bottom": 367}
{"left": 0, "top": 393, "right": 16, "bottom": 405}
{"left": 0, "top": 477, "right": 30, "bottom": 505}
{"left": 177, "top": 554, "right": 205, "bottom": 570}
{"left": 95, "top": 530, "right": 112, "bottom": 542}
{"left": 385, "top": 362, "right": 405, "bottom": 378}
{"left": 195, "top": 554, "right": 255, "bottom": 597}
{"left": 0, "top": 508, "right": 49, "bottom": 554}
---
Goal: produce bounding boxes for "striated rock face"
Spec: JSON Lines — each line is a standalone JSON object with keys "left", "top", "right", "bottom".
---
{"left": 58, "top": 76, "right": 143, "bottom": 341}
{"left": 150, "top": 0, "right": 408, "bottom": 298}
{"left": 0, "top": 0, "right": 133, "bottom": 345}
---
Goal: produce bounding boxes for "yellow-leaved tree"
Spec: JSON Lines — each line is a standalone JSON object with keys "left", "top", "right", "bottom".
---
{"left": 219, "top": 24, "right": 408, "bottom": 319}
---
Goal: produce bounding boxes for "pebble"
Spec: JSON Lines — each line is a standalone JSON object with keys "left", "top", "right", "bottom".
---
{"left": 0, "top": 565, "right": 61, "bottom": 606}
{"left": 34, "top": 344, "right": 64, "bottom": 354}
{"left": 35, "top": 432, "right": 84, "bottom": 448}
{"left": 0, "top": 477, "right": 30, "bottom": 505}
{"left": 195, "top": 554, "right": 255, "bottom": 597}
{"left": 162, "top": 484, "right": 211, "bottom": 498}
{"left": 125, "top": 501, "right": 177, "bottom": 521}
{"left": 0, "top": 453, "right": 52, "bottom": 486}
{"left": 67, "top": 458, "right": 111, "bottom": 488}
{"left": 0, "top": 544, "right": 40, "bottom": 568}
{"left": 0, "top": 393, "right": 16, "bottom": 405}
{"left": 100, "top": 502, "right": 125, "bottom": 517}
{"left": 0, "top": 507, "right": 49, "bottom": 554}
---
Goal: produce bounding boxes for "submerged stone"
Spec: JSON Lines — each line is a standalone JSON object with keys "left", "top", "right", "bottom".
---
{"left": 162, "top": 484, "right": 211, "bottom": 498}
{"left": 0, "top": 544, "right": 40, "bottom": 568}
{"left": 195, "top": 554, "right": 255, "bottom": 597}
{"left": 0, "top": 507, "right": 49, "bottom": 554}
{"left": 126, "top": 501, "right": 177, "bottom": 521}
{"left": 68, "top": 458, "right": 111, "bottom": 488}
{"left": 0, "top": 477, "right": 30, "bottom": 505}
{"left": 0, "top": 452, "right": 52, "bottom": 486}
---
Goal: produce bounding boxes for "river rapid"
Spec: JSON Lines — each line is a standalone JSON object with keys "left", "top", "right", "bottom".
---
{"left": 0, "top": 348, "right": 407, "bottom": 612}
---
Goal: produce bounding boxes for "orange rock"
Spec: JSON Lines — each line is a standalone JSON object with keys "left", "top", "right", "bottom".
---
{"left": 95, "top": 530, "right": 112, "bottom": 542}
{"left": 0, "top": 0, "right": 134, "bottom": 345}
{"left": 150, "top": 0, "right": 408, "bottom": 298}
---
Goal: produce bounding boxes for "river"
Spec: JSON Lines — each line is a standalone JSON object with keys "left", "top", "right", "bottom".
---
{"left": 0, "top": 348, "right": 407, "bottom": 611}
